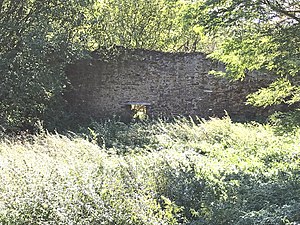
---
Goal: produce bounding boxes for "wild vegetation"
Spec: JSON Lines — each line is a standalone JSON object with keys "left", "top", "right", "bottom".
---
{"left": 0, "top": 117, "right": 300, "bottom": 224}
{"left": 1, "top": 0, "right": 299, "bottom": 224}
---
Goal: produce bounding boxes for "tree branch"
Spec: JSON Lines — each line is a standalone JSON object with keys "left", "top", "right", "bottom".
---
{"left": 263, "top": 0, "right": 300, "bottom": 23}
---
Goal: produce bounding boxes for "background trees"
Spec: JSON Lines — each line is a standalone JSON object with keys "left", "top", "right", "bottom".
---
{"left": 89, "top": 0, "right": 203, "bottom": 52}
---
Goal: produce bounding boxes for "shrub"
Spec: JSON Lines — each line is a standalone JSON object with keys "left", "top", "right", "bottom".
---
{"left": 0, "top": 118, "right": 299, "bottom": 224}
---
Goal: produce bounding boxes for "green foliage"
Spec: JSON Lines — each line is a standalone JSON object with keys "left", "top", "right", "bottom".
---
{"left": 80, "top": 119, "right": 158, "bottom": 153}
{"left": 268, "top": 109, "right": 300, "bottom": 134}
{"left": 199, "top": 0, "right": 300, "bottom": 106}
{"left": 247, "top": 78, "right": 295, "bottom": 107}
{"left": 0, "top": 0, "right": 92, "bottom": 132}
{"left": 89, "top": 0, "right": 204, "bottom": 52}
{"left": 1, "top": 118, "right": 300, "bottom": 224}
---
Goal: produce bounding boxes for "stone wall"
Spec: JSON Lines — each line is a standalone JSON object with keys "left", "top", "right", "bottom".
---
{"left": 65, "top": 48, "right": 278, "bottom": 121}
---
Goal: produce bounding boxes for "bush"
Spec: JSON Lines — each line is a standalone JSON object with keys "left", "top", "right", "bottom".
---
{"left": 80, "top": 119, "right": 159, "bottom": 154}
{"left": 0, "top": 118, "right": 299, "bottom": 224}
{"left": 0, "top": 0, "right": 91, "bottom": 132}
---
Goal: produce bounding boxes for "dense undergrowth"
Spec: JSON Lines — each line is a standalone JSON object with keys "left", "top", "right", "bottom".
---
{"left": 0, "top": 117, "right": 300, "bottom": 224}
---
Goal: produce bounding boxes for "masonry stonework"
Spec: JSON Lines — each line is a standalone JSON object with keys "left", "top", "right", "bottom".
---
{"left": 66, "top": 48, "right": 277, "bottom": 121}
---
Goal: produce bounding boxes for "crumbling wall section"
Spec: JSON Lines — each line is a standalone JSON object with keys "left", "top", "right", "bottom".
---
{"left": 66, "top": 48, "right": 277, "bottom": 120}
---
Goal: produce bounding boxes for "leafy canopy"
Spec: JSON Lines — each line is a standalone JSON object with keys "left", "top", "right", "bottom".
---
{"left": 199, "top": 0, "right": 300, "bottom": 106}
{"left": 89, "top": 0, "right": 204, "bottom": 52}
{"left": 0, "top": 0, "right": 92, "bottom": 131}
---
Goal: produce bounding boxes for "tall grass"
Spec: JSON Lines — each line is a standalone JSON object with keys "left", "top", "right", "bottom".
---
{"left": 0, "top": 117, "right": 300, "bottom": 224}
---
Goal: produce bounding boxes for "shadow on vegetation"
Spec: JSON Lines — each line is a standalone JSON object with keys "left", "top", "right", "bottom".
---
{"left": 268, "top": 109, "right": 300, "bottom": 134}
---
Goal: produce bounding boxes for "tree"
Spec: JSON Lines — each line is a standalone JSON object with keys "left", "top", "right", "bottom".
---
{"left": 89, "top": 0, "right": 204, "bottom": 52}
{"left": 198, "top": 0, "right": 300, "bottom": 107}
{"left": 0, "top": 0, "right": 92, "bottom": 131}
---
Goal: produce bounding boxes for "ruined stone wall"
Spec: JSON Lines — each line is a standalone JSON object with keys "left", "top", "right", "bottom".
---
{"left": 66, "top": 48, "right": 277, "bottom": 121}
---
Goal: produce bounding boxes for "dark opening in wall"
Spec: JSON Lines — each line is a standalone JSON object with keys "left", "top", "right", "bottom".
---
{"left": 124, "top": 102, "right": 151, "bottom": 121}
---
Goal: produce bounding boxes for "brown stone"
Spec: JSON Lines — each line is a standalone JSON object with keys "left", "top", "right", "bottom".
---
{"left": 65, "top": 48, "right": 278, "bottom": 121}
